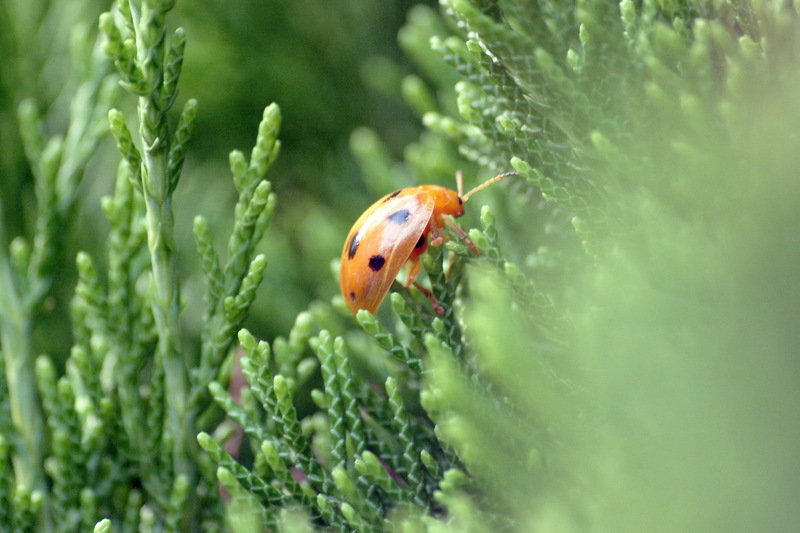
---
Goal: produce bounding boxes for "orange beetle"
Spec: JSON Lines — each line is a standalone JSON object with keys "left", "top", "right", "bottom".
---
{"left": 339, "top": 171, "right": 516, "bottom": 315}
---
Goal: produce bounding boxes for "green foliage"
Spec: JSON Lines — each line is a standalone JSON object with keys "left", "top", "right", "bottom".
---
{"left": 3, "top": 0, "right": 281, "bottom": 530}
{"left": 2, "top": 0, "right": 799, "bottom": 532}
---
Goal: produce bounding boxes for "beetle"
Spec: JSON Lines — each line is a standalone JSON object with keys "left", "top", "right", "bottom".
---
{"left": 339, "top": 171, "right": 516, "bottom": 315}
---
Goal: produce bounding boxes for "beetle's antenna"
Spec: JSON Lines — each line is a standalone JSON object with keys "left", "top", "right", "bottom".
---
{"left": 456, "top": 170, "right": 464, "bottom": 198}
{"left": 462, "top": 171, "right": 518, "bottom": 202}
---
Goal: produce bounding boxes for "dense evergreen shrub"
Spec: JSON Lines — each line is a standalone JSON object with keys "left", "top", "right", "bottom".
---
{"left": 1, "top": 1, "right": 798, "bottom": 531}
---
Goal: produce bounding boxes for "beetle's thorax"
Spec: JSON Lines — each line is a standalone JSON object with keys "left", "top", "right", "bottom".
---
{"left": 418, "top": 185, "right": 464, "bottom": 220}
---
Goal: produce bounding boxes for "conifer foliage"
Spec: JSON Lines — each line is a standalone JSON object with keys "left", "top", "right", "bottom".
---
{"left": 1, "top": 0, "right": 798, "bottom": 531}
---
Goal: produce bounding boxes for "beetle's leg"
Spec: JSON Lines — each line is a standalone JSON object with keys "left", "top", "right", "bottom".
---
{"left": 403, "top": 257, "right": 422, "bottom": 288}
{"left": 403, "top": 258, "right": 445, "bottom": 315}
{"left": 429, "top": 225, "right": 443, "bottom": 247}
{"left": 411, "top": 281, "right": 445, "bottom": 315}
{"left": 443, "top": 216, "right": 479, "bottom": 254}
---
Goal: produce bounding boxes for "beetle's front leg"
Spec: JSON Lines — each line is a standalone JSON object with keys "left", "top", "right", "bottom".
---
{"left": 443, "top": 216, "right": 478, "bottom": 254}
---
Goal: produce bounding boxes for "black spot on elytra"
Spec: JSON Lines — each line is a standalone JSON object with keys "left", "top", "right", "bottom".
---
{"left": 368, "top": 254, "right": 386, "bottom": 272}
{"left": 349, "top": 291, "right": 356, "bottom": 301}
{"left": 415, "top": 234, "right": 425, "bottom": 249}
{"left": 347, "top": 232, "right": 361, "bottom": 259}
{"left": 383, "top": 190, "right": 402, "bottom": 202}
{"left": 387, "top": 209, "right": 411, "bottom": 224}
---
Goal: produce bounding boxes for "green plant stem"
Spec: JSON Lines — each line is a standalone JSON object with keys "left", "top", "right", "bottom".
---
{"left": 128, "top": 0, "right": 194, "bottom": 493}
{"left": 138, "top": 100, "right": 194, "bottom": 489}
